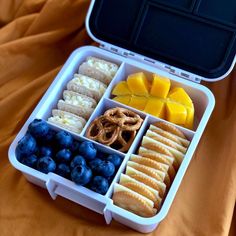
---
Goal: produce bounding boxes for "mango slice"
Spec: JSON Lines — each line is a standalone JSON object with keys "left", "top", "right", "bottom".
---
{"left": 150, "top": 74, "right": 170, "bottom": 98}
{"left": 166, "top": 102, "right": 187, "bottom": 125}
{"left": 184, "top": 106, "right": 194, "bottom": 129}
{"left": 129, "top": 96, "right": 148, "bottom": 110}
{"left": 113, "top": 95, "right": 131, "bottom": 105}
{"left": 112, "top": 81, "right": 131, "bottom": 96}
{"left": 168, "top": 87, "right": 193, "bottom": 107}
{"left": 144, "top": 98, "right": 165, "bottom": 119}
{"left": 127, "top": 72, "right": 149, "bottom": 96}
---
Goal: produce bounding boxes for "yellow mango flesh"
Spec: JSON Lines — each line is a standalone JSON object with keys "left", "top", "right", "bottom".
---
{"left": 112, "top": 73, "right": 195, "bottom": 130}
{"left": 184, "top": 106, "right": 194, "bottom": 129}
{"left": 168, "top": 87, "right": 193, "bottom": 107}
{"left": 127, "top": 72, "right": 149, "bottom": 96}
{"left": 166, "top": 102, "right": 187, "bottom": 125}
{"left": 150, "top": 74, "right": 170, "bottom": 98}
{"left": 112, "top": 81, "right": 131, "bottom": 96}
{"left": 129, "top": 96, "right": 148, "bottom": 110}
{"left": 144, "top": 98, "right": 165, "bottom": 119}
{"left": 113, "top": 95, "right": 131, "bottom": 105}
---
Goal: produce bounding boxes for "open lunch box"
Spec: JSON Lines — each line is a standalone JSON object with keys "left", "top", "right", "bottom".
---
{"left": 8, "top": 0, "right": 236, "bottom": 233}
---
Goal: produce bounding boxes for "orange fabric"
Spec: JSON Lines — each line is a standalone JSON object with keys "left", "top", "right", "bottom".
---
{"left": 0, "top": 1, "right": 235, "bottom": 235}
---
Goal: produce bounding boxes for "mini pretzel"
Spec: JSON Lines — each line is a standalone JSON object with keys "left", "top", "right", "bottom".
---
{"left": 86, "top": 116, "right": 120, "bottom": 145}
{"left": 104, "top": 107, "right": 143, "bottom": 131}
{"left": 111, "top": 129, "right": 136, "bottom": 152}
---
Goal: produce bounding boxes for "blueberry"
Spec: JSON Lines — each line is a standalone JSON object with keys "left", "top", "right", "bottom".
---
{"left": 28, "top": 119, "right": 49, "bottom": 139}
{"left": 40, "top": 129, "right": 56, "bottom": 144}
{"left": 97, "top": 160, "right": 115, "bottom": 177}
{"left": 38, "top": 146, "right": 53, "bottom": 157}
{"left": 88, "top": 158, "right": 102, "bottom": 172}
{"left": 16, "top": 134, "right": 37, "bottom": 157}
{"left": 55, "top": 131, "right": 73, "bottom": 149}
{"left": 107, "top": 154, "right": 122, "bottom": 169}
{"left": 89, "top": 176, "right": 109, "bottom": 195}
{"left": 70, "top": 141, "right": 80, "bottom": 154}
{"left": 37, "top": 156, "right": 56, "bottom": 174}
{"left": 79, "top": 141, "right": 97, "bottom": 161}
{"left": 55, "top": 149, "right": 72, "bottom": 163}
{"left": 70, "top": 155, "right": 86, "bottom": 169}
{"left": 56, "top": 163, "right": 71, "bottom": 178}
{"left": 71, "top": 165, "right": 92, "bottom": 186}
{"left": 96, "top": 151, "right": 107, "bottom": 160}
{"left": 21, "top": 154, "right": 38, "bottom": 168}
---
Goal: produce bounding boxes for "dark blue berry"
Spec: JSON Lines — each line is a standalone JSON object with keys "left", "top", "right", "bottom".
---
{"left": 106, "top": 154, "right": 122, "bottom": 169}
{"left": 21, "top": 154, "right": 38, "bottom": 168}
{"left": 28, "top": 119, "right": 49, "bottom": 139}
{"left": 71, "top": 165, "right": 92, "bottom": 186}
{"left": 79, "top": 141, "right": 97, "bottom": 161}
{"left": 55, "top": 149, "right": 72, "bottom": 163}
{"left": 37, "top": 156, "right": 56, "bottom": 174}
{"left": 89, "top": 176, "right": 109, "bottom": 195}
{"left": 55, "top": 131, "right": 73, "bottom": 149}
{"left": 16, "top": 134, "right": 37, "bottom": 157}
{"left": 70, "top": 155, "right": 86, "bottom": 169}
{"left": 96, "top": 160, "right": 115, "bottom": 177}
{"left": 38, "top": 146, "right": 53, "bottom": 157}
{"left": 88, "top": 158, "right": 102, "bottom": 173}
{"left": 56, "top": 163, "right": 71, "bottom": 178}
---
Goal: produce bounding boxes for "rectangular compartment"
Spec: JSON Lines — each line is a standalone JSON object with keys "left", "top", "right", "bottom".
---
{"left": 195, "top": 0, "right": 236, "bottom": 27}
{"left": 8, "top": 45, "right": 215, "bottom": 233}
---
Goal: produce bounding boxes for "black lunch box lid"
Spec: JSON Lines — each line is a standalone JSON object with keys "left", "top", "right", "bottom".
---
{"left": 86, "top": 0, "right": 236, "bottom": 82}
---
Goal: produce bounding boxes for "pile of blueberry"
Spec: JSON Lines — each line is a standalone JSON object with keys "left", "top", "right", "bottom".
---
{"left": 16, "top": 119, "right": 122, "bottom": 195}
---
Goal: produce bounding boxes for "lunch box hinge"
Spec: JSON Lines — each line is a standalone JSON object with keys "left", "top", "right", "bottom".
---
{"left": 100, "top": 43, "right": 202, "bottom": 83}
{"left": 100, "top": 43, "right": 130, "bottom": 58}
{"left": 167, "top": 66, "right": 202, "bottom": 83}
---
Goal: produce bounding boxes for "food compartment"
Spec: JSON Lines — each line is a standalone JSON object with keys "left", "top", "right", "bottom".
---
{"left": 12, "top": 118, "right": 126, "bottom": 200}
{"left": 109, "top": 116, "right": 195, "bottom": 219}
{"left": 195, "top": 0, "right": 236, "bottom": 26}
{"left": 109, "top": 62, "right": 212, "bottom": 132}
{"left": 83, "top": 98, "right": 147, "bottom": 154}
{"left": 33, "top": 47, "right": 124, "bottom": 135}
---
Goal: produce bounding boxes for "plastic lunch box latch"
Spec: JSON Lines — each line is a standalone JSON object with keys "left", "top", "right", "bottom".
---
{"left": 46, "top": 173, "right": 113, "bottom": 224}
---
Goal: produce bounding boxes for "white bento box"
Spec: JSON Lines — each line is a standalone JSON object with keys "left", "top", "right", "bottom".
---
{"left": 8, "top": 0, "right": 236, "bottom": 233}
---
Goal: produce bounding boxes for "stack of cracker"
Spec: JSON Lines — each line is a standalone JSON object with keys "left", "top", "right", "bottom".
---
{"left": 48, "top": 57, "right": 118, "bottom": 134}
{"left": 112, "top": 121, "right": 190, "bottom": 217}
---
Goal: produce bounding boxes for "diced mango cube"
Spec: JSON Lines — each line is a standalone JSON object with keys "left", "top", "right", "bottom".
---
{"left": 144, "top": 98, "right": 165, "bottom": 118}
{"left": 127, "top": 72, "right": 149, "bottom": 96}
{"left": 184, "top": 105, "right": 194, "bottom": 129}
{"left": 150, "top": 74, "right": 170, "bottom": 98}
{"left": 166, "top": 102, "right": 187, "bottom": 125}
{"left": 168, "top": 87, "right": 193, "bottom": 107}
{"left": 112, "top": 81, "right": 131, "bottom": 96}
{"left": 129, "top": 96, "right": 148, "bottom": 110}
{"left": 113, "top": 95, "right": 131, "bottom": 105}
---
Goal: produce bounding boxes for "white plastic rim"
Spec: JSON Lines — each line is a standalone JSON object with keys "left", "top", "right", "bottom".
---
{"left": 8, "top": 46, "right": 215, "bottom": 233}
